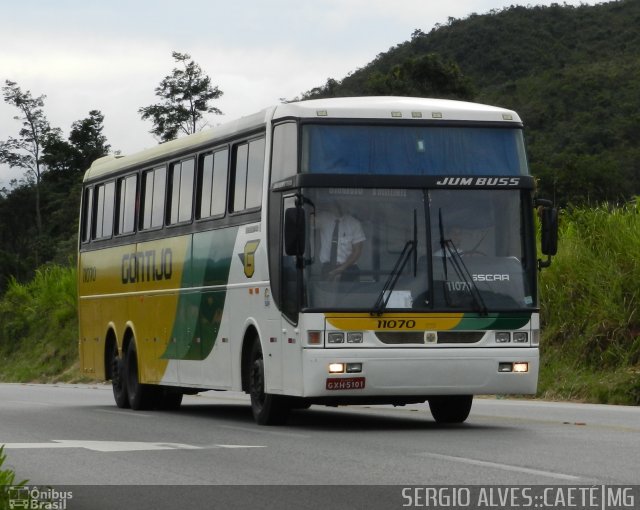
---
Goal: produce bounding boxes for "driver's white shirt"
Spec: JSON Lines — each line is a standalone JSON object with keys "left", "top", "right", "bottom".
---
{"left": 317, "top": 212, "right": 366, "bottom": 265}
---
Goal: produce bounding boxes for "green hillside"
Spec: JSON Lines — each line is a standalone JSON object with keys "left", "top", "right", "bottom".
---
{"left": 300, "top": 0, "right": 640, "bottom": 205}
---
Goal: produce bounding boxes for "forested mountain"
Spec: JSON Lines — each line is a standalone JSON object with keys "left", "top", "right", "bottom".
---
{"left": 300, "top": 0, "right": 640, "bottom": 205}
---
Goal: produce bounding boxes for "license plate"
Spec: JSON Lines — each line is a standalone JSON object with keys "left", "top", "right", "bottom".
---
{"left": 326, "top": 377, "right": 366, "bottom": 391}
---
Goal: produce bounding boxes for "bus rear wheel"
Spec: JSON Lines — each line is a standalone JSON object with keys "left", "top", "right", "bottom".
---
{"left": 110, "top": 343, "right": 129, "bottom": 409}
{"left": 249, "top": 341, "right": 290, "bottom": 425}
{"left": 125, "top": 340, "right": 157, "bottom": 410}
{"left": 428, "top": 395, "right": 473, "bottom": 424}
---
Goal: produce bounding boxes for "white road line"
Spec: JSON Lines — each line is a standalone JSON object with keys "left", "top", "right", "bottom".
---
{"left": 215, "top": 445, "right": 266, "bottom": 449}
{"left": 1, "top": 440, "right": 265, "bottom": 452}
{"left": 418, "top": 452, "right": 582, "bottom": 482}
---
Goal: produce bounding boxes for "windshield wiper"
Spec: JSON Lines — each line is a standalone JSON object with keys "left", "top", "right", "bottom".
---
{"left": 438, "top": 209, "right": 488, "bottom": 316}
{"left": 372, "top": 210, "right": 417, "bottom": 316}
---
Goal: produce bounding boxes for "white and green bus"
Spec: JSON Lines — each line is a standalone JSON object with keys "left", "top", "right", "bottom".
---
{"left": 78, "top": 96, "right": 557, "bottom": 425}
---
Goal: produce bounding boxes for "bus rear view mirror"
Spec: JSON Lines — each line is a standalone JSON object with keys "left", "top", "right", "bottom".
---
{"left": 540, "top": 207, "right": 558, "bottom": 256}
{"left": 536, "top": 202, "right": 558, "bottom": 269}
{"left": 284, "top": 207, "right": 306, "bottom": 257}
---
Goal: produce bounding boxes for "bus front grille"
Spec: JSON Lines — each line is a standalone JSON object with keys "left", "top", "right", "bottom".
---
{"left": 375, "top": 331, "right": 485, "bottom": 345}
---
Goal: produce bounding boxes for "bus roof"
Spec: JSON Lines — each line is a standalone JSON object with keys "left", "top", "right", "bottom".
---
{"left": 273, "top": 96, "right": 522, "bottom": 124}
{"left": 84, "top": 108, "right": 274, "bottom": 182}
{"left": 84, "top": 96, "right": 522, "bottom": 182}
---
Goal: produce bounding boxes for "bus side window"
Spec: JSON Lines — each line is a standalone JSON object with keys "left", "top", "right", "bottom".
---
{"left": 81, "top": 187, "right": 93, "bottom": 243}
{"left": 168, "top": 158, "right": 195, "bottom": 225}
{"left": 116, "top": 175, "right": 137, "bottom": 235}
{"left": 231, "top": 137, "right": 265, "bottom": 213}
{"left": 197, "top": 148, "right": 228, "bottom": 219}
{"left": 271, "top": 123, "right": 297, "bottom": 184}
{"left": 140, "top": 166, "right": 167, "bottom": 230}
{"left": 92, "top": 181, "right": 115, "bottom": 240}
{"left": 246, "top": 138, "right": 265, "bottom": 209}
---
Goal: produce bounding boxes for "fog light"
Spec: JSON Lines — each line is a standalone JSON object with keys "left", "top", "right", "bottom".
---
{"left": 328, "top": 332, "right": 345, "bottom": 344}
{"left": 513, "top": 362, "right": 529, "bottom": 373}
{"left": 347, "top": 332, "right": 363, "bottom": 343}
{"left": 513, "top": 332, "right": 528, "bottom": 343}
{"left": 346, "top": 363, "right": 362, "bottom": 373}
{"left": 496, "top": 332, "right": 511, "bottom": 343}
{"left": 328, "top": 363, "right": 345, "bottom": 374}
{"left": 498, "top": 362, "right": 513, "bottom": 372}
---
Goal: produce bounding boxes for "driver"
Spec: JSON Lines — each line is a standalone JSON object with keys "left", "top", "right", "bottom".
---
{"left": 316, "top": 199, "right": 366, "bottom": 281}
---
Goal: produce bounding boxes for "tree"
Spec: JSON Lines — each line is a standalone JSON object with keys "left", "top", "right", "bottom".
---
{"left": 0, "top": 80, "right": 53, "bottom": 238}
{"left": 42, "top": 110, "right": 110, "bottom": 174}
{"left": 365, "top": 54, "right": 474, "bottom": 100}
{"left": 0, "top": 105, "right": 111, "bottom": 289}
{"left": 139, "top": 51, "right": 223, "bottom": 143}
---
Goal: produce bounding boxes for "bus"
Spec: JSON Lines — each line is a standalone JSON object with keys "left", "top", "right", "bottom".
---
{"left": 78, "top": 96, "right": 558, "bottom": 425}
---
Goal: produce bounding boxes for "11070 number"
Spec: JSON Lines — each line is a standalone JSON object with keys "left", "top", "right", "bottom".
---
{"left": 376, "top": 319, "right": 416, "bottom": 329}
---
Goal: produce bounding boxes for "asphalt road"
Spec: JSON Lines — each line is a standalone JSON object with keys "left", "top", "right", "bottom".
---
{"left": 1, "top": 383, "right": 638, "bottom": 509}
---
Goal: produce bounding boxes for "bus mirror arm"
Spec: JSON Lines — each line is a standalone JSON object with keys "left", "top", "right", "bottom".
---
{"left": 536, "top": 200, "right": 558, "bottom": 270}
{"left": 284, "top": 207, "right": 306, "bottom": 257}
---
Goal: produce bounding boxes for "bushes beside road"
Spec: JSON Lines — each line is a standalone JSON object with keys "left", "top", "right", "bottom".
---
{"left": 0, "top": 264, "right": 79, "bottom": 382}
{"left": 538, "top": 201, "right": 640, "bottom": 404}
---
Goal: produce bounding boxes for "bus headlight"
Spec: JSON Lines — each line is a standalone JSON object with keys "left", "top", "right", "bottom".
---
{"left": 347, "top": 332, "right": 363, "bottom": 343}
{"left": 328, "top": 332, "right": 345, "bottom": 344}
{"left": 513, "top": 332, "right": 528, "bottom": 344}
{"left": 496, "top": 332, "right": 511, "bottom": 343}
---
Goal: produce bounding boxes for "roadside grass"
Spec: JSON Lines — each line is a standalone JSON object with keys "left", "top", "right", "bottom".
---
{"left": 538, "top": 201, "right": 640, "bottom": 405}
{"left": 0, "top": 265, "right": 85, "bottom": 382}
{"left": 0, "top": 446, "right": 28, "bottom": 509}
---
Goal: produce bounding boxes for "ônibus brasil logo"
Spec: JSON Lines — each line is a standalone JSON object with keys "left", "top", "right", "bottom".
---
{"left": 8, "top": 486, "right": 73, "bottom": 510}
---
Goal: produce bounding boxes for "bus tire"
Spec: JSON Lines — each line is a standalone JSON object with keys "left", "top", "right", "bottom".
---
{"left": 428, "top": 395, "right": 473, "bottom": 424}
{"left": 249, "top": 341, "right": 290, "bottom": 425}
{"left": 125, "top": 340, "right": 157, "bottom": 411}
{"left": 110, "top": 343, "right": 129, "bottom": 409}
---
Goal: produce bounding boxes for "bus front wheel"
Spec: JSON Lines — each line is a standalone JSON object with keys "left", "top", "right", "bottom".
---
{"left": 249, "top": 341, "right": 290, "bottom": 425}
{"left": 428, "top": 395, "right": 473, "bottom": 424}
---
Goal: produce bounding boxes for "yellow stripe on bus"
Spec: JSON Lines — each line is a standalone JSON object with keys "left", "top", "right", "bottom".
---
{"left": 324, "top": 312, "right": 464, "bottom": 331}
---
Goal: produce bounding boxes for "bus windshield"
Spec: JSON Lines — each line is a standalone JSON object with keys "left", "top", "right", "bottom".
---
{"left": 296, "top": 188, "right": 535, "bottom": 312}
{"left": 301, "top": 124, "right": 529, "bottom": 176}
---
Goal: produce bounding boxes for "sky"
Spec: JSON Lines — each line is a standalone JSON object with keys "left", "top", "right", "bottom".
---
{"left": 1, "top": 0, "right": 606, "bottom": 187}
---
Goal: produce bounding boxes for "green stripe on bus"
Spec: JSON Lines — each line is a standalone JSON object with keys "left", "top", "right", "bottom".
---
{"left": 454, "top": 313, "right": 531, "bottom": 330}
{"left": 162, "top": 227, "right": 239, "bottom": 361}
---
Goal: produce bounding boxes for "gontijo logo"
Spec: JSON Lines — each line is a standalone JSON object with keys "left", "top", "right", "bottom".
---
{"left": 121, "top": 248, "right": 173, "bottom": 284}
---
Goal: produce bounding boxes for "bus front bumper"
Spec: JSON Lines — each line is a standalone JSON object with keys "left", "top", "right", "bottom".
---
{"left": 301, "top": 347, "right": 539, "bottom": 399}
